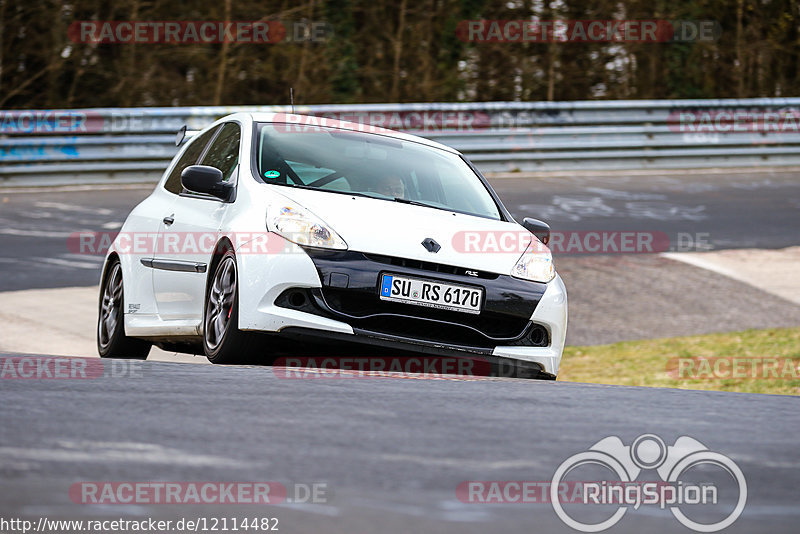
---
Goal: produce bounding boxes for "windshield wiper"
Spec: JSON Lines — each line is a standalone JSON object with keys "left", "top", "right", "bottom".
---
{"left": 390, "top": 197, "right": 451, "bottom": 213}
{"left": 263, "top": 182, "right": 452, "bottom": 211}
{"left": 265, "top": 182, "right": 385, "bottom": 200}
{"left": 279, "top": 182, "right": 314, "bottom": 190}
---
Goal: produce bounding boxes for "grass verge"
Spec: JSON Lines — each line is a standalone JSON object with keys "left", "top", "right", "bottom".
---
{"left": 558, "top": 327, "right": 800, "bottom": 395}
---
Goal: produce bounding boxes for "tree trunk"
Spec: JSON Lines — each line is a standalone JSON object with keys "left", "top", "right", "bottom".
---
{"left": 390, "top": 0, "right": 407, "bottom": 102}
{"left": 213, "top": 0, "right": 233, "bottom": 106}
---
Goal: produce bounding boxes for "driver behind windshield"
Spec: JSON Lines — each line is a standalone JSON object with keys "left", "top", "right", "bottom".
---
{"left": 370, "top": 172, "right": 406, "bottom": 199}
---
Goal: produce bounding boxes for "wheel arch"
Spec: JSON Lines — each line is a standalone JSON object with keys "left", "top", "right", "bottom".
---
{"left": 203, "top": 237, "right": 237, "bottom": 326}
{"left": 100, "top": 251, "right": 121, "bottom": 287}
{"left": 205, "top": 237, "right": 236, "bottom": 293}
{"left": 98, "top": 252, "right": 128, "bottom": 335}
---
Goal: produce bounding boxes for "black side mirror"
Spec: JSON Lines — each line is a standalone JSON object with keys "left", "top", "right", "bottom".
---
{"left": 181, "top": 165, "right": 233, "bottom": 201}
{"left": 522, "top": 217, "right": 551, "bottom": 246}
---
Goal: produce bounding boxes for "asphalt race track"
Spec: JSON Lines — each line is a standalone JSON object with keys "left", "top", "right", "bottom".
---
{"left": 491, "top": 169, "right": 800, "bottom": 250}
{"left": 2, "top": 169, "right": 800, "bottom": 291}
{"left": 2, "top": 170, "right": 800, "bottom": 344}
{"left": 1, "top": 169, "right": 799, "bottom": 533}
{"left": 1, "top": 359, "right": 798, "bottom": 533}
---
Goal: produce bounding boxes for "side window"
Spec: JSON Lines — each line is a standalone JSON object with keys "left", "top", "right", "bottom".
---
{"left": 164, "top": 125, "right": 220, "bottom": 194}
{"left": 200, "top": 122, "right": 241, "bottom": 182}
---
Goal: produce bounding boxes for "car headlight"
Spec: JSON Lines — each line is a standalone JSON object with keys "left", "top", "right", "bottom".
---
{"left": 267, "top": 204, "right": 347, "bottom": 250}
{"left": 511, "top": 240, "right": 555, "bottom": 283}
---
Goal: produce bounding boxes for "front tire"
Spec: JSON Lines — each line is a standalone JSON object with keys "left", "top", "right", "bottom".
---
{"left": 97, "top": 260, "right": 151, "bottom": 359}
{"left": 203, "top": 251, "right": 259, "bottom": 364}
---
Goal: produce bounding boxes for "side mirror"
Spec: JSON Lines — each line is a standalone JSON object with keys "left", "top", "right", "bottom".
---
{"left": 180, "top": 165, "right": 233, "bottom": 201}
{"left": 522, "top": 217, "right": 551, "bottom": 246}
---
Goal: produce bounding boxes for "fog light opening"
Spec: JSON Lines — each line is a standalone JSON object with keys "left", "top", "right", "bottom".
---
{"left": 289, "top": 291, "right": 307, "bottom": 308}
{"left": 529, "top": 325, "right": 547, "bottom": 346}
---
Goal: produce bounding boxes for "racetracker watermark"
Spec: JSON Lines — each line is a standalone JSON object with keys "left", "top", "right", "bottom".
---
{"left": 68, "top": 231, "right": 287, "bottom": 256}
{"left": 457, "top": 20, "right": 720, "bottom": 43}
{"left": 0, "top": 110, "right": 182, "bottom": 134}
{"left": 69, "top": 482, "right": 328, "bottom": 504}
{"left": 271, "top": 111, "right": 491, "bottom": 133}
{"left": 451, "top": 230, "right": 671, "bottom": 254}
{"left": 1, "top": 517, "right": 279, "bottom": 533}
{"left": 669, "top": 109, "right": 800, "bottom": 133}
{"left": 550, "top": 434, "right": 746, "bottom": 532}
{"left": 667, "top": 357, "right": 800, "bottom": 380}
{"left": 69, "top": 21, "right": 283, "bottom": 44}
{"left": 457, "top": 480, "right": 713, "bottom": 505}
{"left": 273, "top": 356, "right": 504, "bottom": 379}
{"left": 68, "top": 20, "right": 334, "bottom": 44}
{"left": 68, "top": 230, "right": 708, "bottom": 257}
{"left": 0, "top": 357, "right": 142, "bottom": 380}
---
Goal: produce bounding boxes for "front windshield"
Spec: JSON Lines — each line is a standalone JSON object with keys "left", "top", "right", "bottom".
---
{"left": 255, "top": 122, "right": 502, "bottom": 220}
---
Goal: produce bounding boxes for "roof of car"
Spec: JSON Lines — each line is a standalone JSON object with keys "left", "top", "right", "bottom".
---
{"left": 241, "top": 112, "right": 461, "bottom": 155}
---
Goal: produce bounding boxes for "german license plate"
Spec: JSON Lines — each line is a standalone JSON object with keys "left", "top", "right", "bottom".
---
{"left": 379, "top": 274, "right": 482, "bottom": 314}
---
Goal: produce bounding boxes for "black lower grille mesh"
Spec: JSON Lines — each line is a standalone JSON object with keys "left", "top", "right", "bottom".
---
{"left": 320, "top": 287, "right": 537, "bottom": 346}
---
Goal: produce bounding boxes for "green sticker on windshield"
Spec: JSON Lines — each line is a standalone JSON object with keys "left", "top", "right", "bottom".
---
{"left": 264, "top": 170, "right": 280, "bottom": 179}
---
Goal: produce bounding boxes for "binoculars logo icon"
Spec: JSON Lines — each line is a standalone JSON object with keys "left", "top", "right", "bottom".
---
{"left": 551, "top": 434, "right": 747, "bottom": 532}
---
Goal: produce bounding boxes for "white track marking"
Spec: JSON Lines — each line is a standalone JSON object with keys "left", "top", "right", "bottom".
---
{"left": 663, "top": 247, "right": 800, "bottom": 306}
{"left": 0, "top": 184, "right": 154, "bottom": 194}
{"left": 375, "top": 453, "right": 548, "bottom": 470}
{"left": 63, "top": 253, "right": 104, "bottom": 262}
{"left": 661, "top": 252, "right": 740, "bottom": 278}
{"left": 34, "top": 201, "right": 113, "bottom": 215}
{"left": 485, "top": 165, "right": 800, "bottom": 179}
{"left": 33, "top": 257, "right": 101, "bottom": 270}
{"left": 275, "top": 502, "right": 341, "bottom": 516}
{"left": 0, "top": 228, "right": 75, "bottom": 238}
{"left": 0, "top": 442, "right": 251, "bottom": 468}
{"left": 0, "top": 286, "right": 200, "bottom": 363}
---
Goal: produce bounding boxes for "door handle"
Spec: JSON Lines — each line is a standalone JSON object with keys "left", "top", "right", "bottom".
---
{"left": 163, "top": 216, "right": 175, "bottom": 226}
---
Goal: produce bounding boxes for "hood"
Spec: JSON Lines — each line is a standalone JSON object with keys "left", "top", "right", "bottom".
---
{"left": 269, "top": 186, "right": 534, "bottom": 276}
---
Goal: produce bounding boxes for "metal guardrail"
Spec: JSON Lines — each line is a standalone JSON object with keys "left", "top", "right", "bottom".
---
{"left": 2, "top": 98, "right": 800, "bottom": 184}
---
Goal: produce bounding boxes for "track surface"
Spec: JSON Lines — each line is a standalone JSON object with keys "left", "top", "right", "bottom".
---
{"left": 1, "top": 171, "right": 798, "bottom": 533}
{"left": 1, "top": 357, "right": 798, "bottom": 533}
{"left": 492, "top": 169, "right": 800, "bottom": 250}
{"left": 2, "top": 171, "right": 799, "bottom": 345}
{"left": 1, "top": 169, "right": 799, "bottom": 291}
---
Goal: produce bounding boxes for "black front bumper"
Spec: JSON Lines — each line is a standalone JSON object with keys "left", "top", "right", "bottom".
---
{"left": 276, "top": 249, "right": 549, "bottom": 353}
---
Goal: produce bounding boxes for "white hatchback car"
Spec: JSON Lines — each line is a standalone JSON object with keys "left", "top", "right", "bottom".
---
{"left": 97, "top": 113, "right": 567, "bottom": 378}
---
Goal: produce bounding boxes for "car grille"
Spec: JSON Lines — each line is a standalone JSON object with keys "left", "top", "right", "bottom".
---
{"left": 321, "top": 287, "right": 528, "bottom": 342}
{"left": 288, "top": 249, "right": 549, "bottom": 349}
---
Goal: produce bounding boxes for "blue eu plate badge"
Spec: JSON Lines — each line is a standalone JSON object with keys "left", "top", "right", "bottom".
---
{"left": 380, "top": 275, "right": 393, "bottom": 296}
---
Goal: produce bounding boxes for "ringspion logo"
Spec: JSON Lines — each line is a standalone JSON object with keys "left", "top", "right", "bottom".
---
{"left": 550, "top": 434, "right": 746, "bottom": 532}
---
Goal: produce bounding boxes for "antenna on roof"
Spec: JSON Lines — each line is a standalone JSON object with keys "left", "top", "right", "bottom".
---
{"left": 290, "top": 87, "right": 295, "bottom": 114}
{"left": 175, "top": 125, "right": 187, "bottom": 146}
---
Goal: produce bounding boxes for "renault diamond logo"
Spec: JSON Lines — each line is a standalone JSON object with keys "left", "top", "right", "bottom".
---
{"left": 421, "top": 238, "right": 441, "bottom": 253}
